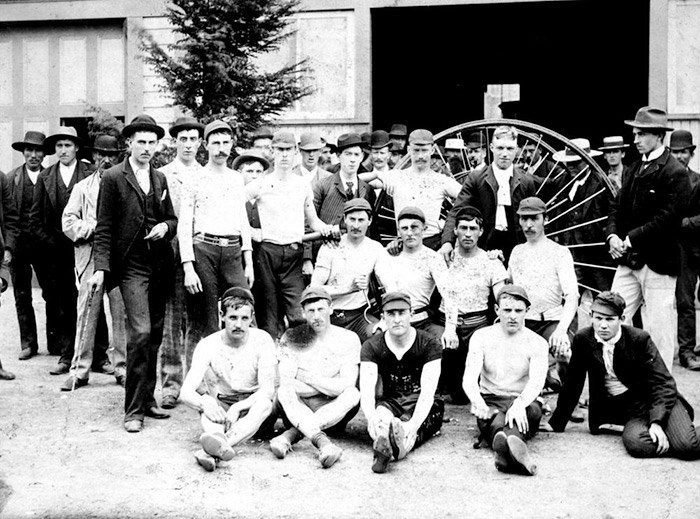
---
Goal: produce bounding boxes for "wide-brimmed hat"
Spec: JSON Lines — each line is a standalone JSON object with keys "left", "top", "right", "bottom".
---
{"left": 298, "top": 132, "right": 324, "bottom": 151}
{"left": 169, "top": 116, "right": 204, "bottom": 138}
{"left": 389, "top": 124, "right": 408, "bottom": 137}
{"left": 370, "top": 130, "right": 391, "bottom": 149}
{"left": 598, "top": 136, "right": 629, "bottom": 151}
{"left": 44, "top": 127, "right": 83, "bottom": 152}
{"left": 232, "top": 150, "right": 270, "bottom": 171}
{"left": 336, "top": 133, "right": 363, "bottom": 152}
{"left": 12, "top": 130, "right": 46, "bottom": 152}
{"left": 624, "top": 106, "right": 673, "bottom": 131}
{"left": 552, "top": 138, "right": 602, "bottom": 162}
{"left": 445, "top": 138, "right": 466, "bottom": 150}
{"left": 89, "top": 135, "right": 124, "bottom": 153}
{"left": 122, "top": 114, "right": 165, "bottom": 139}
{"left": 669, "top": 129, "right": 696, "bottom": 152}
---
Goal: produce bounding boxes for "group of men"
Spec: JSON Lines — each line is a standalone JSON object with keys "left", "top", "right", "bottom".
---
{"left": 1, "top": 104, "right": 699, "bottom": 473}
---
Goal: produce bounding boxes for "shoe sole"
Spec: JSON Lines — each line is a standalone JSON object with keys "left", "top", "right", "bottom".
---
{"left": 61, "top": 379, "right": 88, "bottom": 392}
{"left": 506, "top": 436, "right": 537, "bottom": 476}
{"left": 200, "top": 433, "right": 235, "bottom": 461}
{"left": 372, "top": 431, "right": 392, "bottom": 473}
{"left": 161, "top": 398, "right": 177, "bottom": 409}
{"left": 124, "top": 421, "right": 143, "bottom": 433}
{"left": 389, "top": 418, "right": 410, "bottom": 461}
{"left": 269, "top": 439, "right": 290, "bottom": 459}
{"left": 319, "top": 447, "right": 343, "bottom": 468}
{"left": 492, "top": 432, "right": 510, "bottom": 473}
{"left": 194, "top": 451, "right": 216, "bottom": 472}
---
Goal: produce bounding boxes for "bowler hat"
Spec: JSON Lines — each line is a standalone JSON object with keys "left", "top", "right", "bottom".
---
{"left": 624, "top": 106, "right": 673, "bottom": 131}
{"left": 298, "top": 132, "right": 324, "bottom": 151}
{"left": 370, "top": 130, "right": 391, "bottom": 150}
{"left": 204, "top": 120, "right": 233, "bottom": 142}
{"left": 497, "top": 285, "right": 531, "bottom": 307}
{"left": 382, "top": 291, "right": 411, "bottom": 311}
{"left": 221, "top": 286, "right": 255, "bottom": 306}
{"left": 300, "top": 286, "right": 332, "bottom": 306}
{"left": 12, "top": 130, "right": 46, "bottom": 152}
{"left": 122, "top": 114, "right": 165, "bottom": 140}
{"left": 598, "top": 136, "right": 629, "bottom": 151}
{"left": 669, "top": 129, "right": 696, "bottom": 152}
{"left": 44, "top": 127, "right": 83, "bottom": 153}
{"left": 552, "top": 138, "right": 602, "bottom": 163}
{"left": 343, "top": 197, "right": 372, "bottom": 216}
{"left": 397, "top": 206, "right": 425, "bottom": 223}
{"left": 591, "top": 291, "right": 626, "bottom": 317}
{"left": 336, "top": 133, "right": 363, "bottom": 152}
{"left": 360, "top": 132, "right": 372, "bottom": 149}
{"left": 516, "top": 196, "right": 547, "bottom": 216}
{"left": 389, "top": 124, "right": 408, "bottom": 137}
{"left": 408, "top": 129, "right": 434, "bottom": 145}
{"left": 466, "top": 132, "right": 487, "bottom": 149}
{"left": 169, "top": 116, "right": 204, "bottom": 138}
{"left": 232, "top": 150, "right": 270, "bottom": 171}
{"left": 90, "top": 135, "right": 123, "bottom": 153}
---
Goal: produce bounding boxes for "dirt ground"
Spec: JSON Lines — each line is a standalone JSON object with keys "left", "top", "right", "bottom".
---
{"left": 2, "top": 289, "right": 700, "bottom": 519}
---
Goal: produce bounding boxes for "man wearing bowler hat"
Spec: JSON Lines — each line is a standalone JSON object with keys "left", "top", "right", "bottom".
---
{"left": 607, "top": 106, "right": 689, "bottom": 372}
{"left": 293, "top": 132, "right": 332, "bottom": 184}
{"left": 30, "top": 126, "right": 91, "bottom": 374}
{"left": 466, "top": 132, "right": 488, "bottom": 172}
{"left": 61, "top": 134, "right": 127, "bottom": 390}
{"left": 89, "top": 114, "right": 177, "bottom": 433}
{"left": 599, "top": 136, "right": 630, "bottom": 191}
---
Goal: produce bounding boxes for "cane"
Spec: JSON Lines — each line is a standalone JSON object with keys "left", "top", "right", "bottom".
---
{"left": 71, "top": 285, "right": 97, "bottom": 392}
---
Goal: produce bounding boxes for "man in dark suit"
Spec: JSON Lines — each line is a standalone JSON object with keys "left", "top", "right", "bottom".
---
{"left": 549, "top": 291, "right": 700, "bottom": 460}
{"left": 30, "top": 127, "right": 91, "bottom": 374}
{"left": 89, "top": 114, "right": 178, "bottom": 433}
{"left": 607, "top": 107, "right": 689, "bottom": 372}
{"left": 440, "top": 125, "right": 540, "bottom": 264}
{"left": 0, "top": 167, "right": 18, "bottom": 380}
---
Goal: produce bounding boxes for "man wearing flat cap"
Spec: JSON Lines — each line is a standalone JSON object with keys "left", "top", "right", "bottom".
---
{"left": 89, "top": 114, "right": 178, "bottom": 433}
{"left": 180, "top": 287, "right": 276, "bottom": 471}
{"left": 463, "top": 285, "right": 548, "bottom": 476}
{"left": 293, "top": 132, "right": 332, "bottom": 184}
{"left": 607, "top": 106, "right": 689, "bottom": 372}
{"left": 270, "top": 286, "right": 361, "bottom": 469}
{"left": 549, "top": 291, "right": 700, "bottom": 460}
{"left": 30, "top": 126, "right": 91, "bottom": 374}
{"left": 158, "top": 116, "right": 204, "bottom": 408}
{"left": 599, "top": 136, "right": 630, "bottom": 191}
{"left": 360, "top": 290, "right": 444, "bottom": 473}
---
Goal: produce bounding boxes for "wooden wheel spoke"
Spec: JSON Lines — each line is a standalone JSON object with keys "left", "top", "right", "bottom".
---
{"left": 545, "top": 187, "right": 607, "bottom": 226}
{"left": 573, "top": 261, "right": 617, "bottom": 272}
{"left": 547, "top": 216, "right": 608, "bottom": 237}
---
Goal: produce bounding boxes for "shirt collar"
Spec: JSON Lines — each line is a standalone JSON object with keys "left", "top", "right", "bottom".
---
{"left": 59, "top": 160, "right": 77, "bottom": 174}
{"left": 595, "top": 327, "right": 622, "bottom": 347}
{"left": 642, "top": 146, "right": 664, "bottom": 163}
{"left": 129, "top": 156, "right": 148, "bottom": 173}
{"left": 492, "top": 163, "right": 514, "bottom": 178}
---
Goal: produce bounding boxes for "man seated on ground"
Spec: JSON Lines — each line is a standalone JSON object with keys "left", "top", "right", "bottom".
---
{"left": 548, "top": 291, "right": 700, "bottom": 460}
{"left": 270, "top": 286, "right": 361, "bottom": 469}
{"left": 180, "top": 287, "right": 276, "bottom": 472}
{"left": 360, "top": 291, "right": 443, "bottom": 474}
{"left": 310, "top": 198, "right": 396, "bottom": 343}
{"left": 463, "top": 285, "right": 548, "bottom": 476}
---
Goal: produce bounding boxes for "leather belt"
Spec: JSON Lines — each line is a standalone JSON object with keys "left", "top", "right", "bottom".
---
{"left": 194, "top": 233, "right": 240, "bottom": 247}
{"left": 456, "top": 311, "right": 488, "bottom": 327}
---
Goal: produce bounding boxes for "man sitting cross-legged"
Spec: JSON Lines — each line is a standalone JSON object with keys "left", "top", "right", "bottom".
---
{"left": 180, "top": 287, "right": 276, "bottom": 471}
{"left": 270, "top": 286, "right": 361, "bottom": 468}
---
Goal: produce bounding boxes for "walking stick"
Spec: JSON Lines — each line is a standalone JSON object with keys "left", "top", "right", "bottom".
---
{"left": 71, "top": 285, "right": 97, "bottom": 392}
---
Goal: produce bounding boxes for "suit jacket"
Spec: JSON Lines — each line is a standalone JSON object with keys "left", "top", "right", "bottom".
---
{"left": 606, "top": 148, "right": 689, "bottom": 276}
{"left": 313, "top": 172, "right": 377, "bottom": 227}
{"left": 549, "top": 325, "right": 691, "bottom": 433}
{"left": 678, "top": 168, "right": 700, "bottom": 260}
{"left": 62, "top": 171, "right": 102, "bottom": 278}
{"left": 0, "top": 171, "right": 19, "bottom": 253}
{"left": 0, "top": 176, "right": 9, "bottom": 291}
{"left": 442, "top": 165, "right": 540, "bottom": 248}
{"left": 92, "top": 158, "right": 177, "bottom": 278}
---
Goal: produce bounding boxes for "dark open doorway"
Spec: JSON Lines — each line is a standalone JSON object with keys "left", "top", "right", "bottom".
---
{"left": 371, "top": 0, "right": 649, "bottom": 145}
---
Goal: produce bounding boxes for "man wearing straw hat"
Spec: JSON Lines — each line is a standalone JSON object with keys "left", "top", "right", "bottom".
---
{"left": 598, "top": 136, "right": 630, "bottom": 191}
{"left": 31, "top": 126, "right": 91, "bottom": 375}
{"left": 607, "top": 106, "right": 689, "bottom": 372}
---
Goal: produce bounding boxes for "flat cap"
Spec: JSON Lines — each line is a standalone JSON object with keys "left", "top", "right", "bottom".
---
{"left": 497, "top": 284, "right": 531, "bottom": 307}
{"left": 221, "top": 286, "right": 255, "bottom": 306}
{"left": 204, "top": 120, "right": 232, "bottom": 142}
{"left": 252, "top": 127, "right": 273, "bottom": 140}
{"left": 343, "top": 197, "right": 372, "bottom": 215}
{"left": 232, "top": 151, "right": 269, "bottom": 171}
{"left": 272, "top": 131, "right": 296, "bottom": 148}
{"left": 408, "top": 129, "right": 434, "bottom": 145}
{"left": 516, "top": 196, "right": 546, "bottom": 216}
{"left": 300, "top": 286, "right": 332, "bottom": 306}
{"left": 382, "top": 291, "right": 411, "bottom": 311}
{"left": 397, "top": 206, "right": 425, "bottom": 223}
{"left": 455, "top": 206, "right": 483, "bottom": 222}
{"left": 591, "top": 291, "right": 626, "bottom": 317}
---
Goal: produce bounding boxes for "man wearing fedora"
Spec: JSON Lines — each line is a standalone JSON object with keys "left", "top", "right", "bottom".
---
{"left": 670, "top": 130, "right": 700, "bottom": 371}
{"left": 607, "top": 106, "right": 689, "bottom": 372}
{"left": 158, "top": 115, "right": 204, "bottom": 409}
{"left": 89, "top": 114, "right": 177, "bottom": 433}
{"left": 30, "top": 126, "right": 91, "bottom": 374}
{"left": 61, "top": 134, "right": 127, "bottom": 390}
{"left": 599, "top": 136, "right": 630, "bottom": 191}
{"left": 293, "top": 132, "right": 332, "bottom": 184}
{"left": 388, "top": 124, "right": 408, "bottom": 155}
{"left": 6, "top": 131, "right": 53, "bottom": 361}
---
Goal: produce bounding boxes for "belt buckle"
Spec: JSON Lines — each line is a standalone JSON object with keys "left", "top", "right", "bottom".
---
{"left": 220, "top": 237, "right": 230, "bottom": 246}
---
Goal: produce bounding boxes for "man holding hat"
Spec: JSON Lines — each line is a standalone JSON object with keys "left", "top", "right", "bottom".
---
{"left": 549, "top": 291, "right": 700, "bottom": 460}
{"left": 463, "top": 285, "right": 548, "bottom": 475}
{"left": 293, "top": 132, "right": 332, "bottom": 184}
{"left": 607, "top": 106, "right": 689, "bottom": 372}
{"left": 60, "top": 134, "right": 127, "bottom": 390}
{"left": 89, "top": 114, "right": 177, "bottom": 433}
{"left": 180, "top": 287, "right": 276, "bottom": 471}
{"left": 599, "top": 136, "right": 630, "bottom": 190}
{"left": 158, "top": 115, "right": 204, "bottom": 408}
{"left": 270, "top": 286, "right": 361, "bottom": 469}
{"left": 360, "top": 290, "right": 444, "bottom": 473}
{"left": 30, "top": 126, "right": 91, "bottom": 374}
{"left": 310, "top": 198, "right": 396, "bottom": 343}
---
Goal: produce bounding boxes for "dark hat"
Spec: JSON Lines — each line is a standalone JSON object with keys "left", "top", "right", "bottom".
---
{"left": 360, "top": 132, "right": 372, "bottom": 149}
{"left": 370, "top": 130, "right": 391, "bottom": 150}
{"left": 300, "top": 285, "right": 332, "bottom": 306}
{"left": 298, "top": 132, "right": 324, "bottom": 151}
{"left": 408, "top": 129, "right": 434, "bottom": 145}
{"left": 122, "top": 114, "right": 165, "bottom": 140}
{"left": 389, "top": 124, "right": 408, "bottom": 137}
{"left": 12, "top": 130, "right": 46, "bottom": 152}
{"left": 221, "top": 286, "right": 255, "bottom": 306}
{"left": 598, "top": 136, "right": 629, "bottom": 151}
{"left": 252, "top": 126, "right": 273, "bottom": 140}
{"left": 497, "top": 284, "right": 531, "bottom": 307}
{"left": 466, "top": 132, "right": 487, "bottom": 149}
{"left": 624, "top": 106, "right": 673, "bottom": 131}
{"left": 382, "top": 291, "right": 411, "bottom": 311}
{"left": 324, "top": 139, "right": 338, "bottom": 154}
{"left": 591, "top": 291, "right": 626, "bottom": 317}
{"left": 455, "top": 205, "right": 483, "bottom": 223}
{"left": 516, "top": 196, "right": 546, "bottom": 216}
{"left": 169, "top": 116, "right": 204, "bottom": 138}
{"left": 336, "top": 133, "right": 364, "bottom": 152}
{"left": 232, "top": 150, "right": 270, "bottom": 171}
{"left": 397, "top": 206, "right": 425, "bottom": 223}
{"left": 343, "top": 197, "right": 372, "bottom": 216}
{"left": 90, "top": 135, "right": 123, "bottom": 153}
{"left": 44, "top": 126, "right": 83, "bottom": 152}
{"left": 552, "top": 138, "right": 602, "bottom": 163}
{"left": 271, "top": 131, "right": 296, "bottom": 148}
{"left": 669, "top": 129, "right": 696, "bottom": 152}
{"left": 204, "top": 120, "right": 233, "bottom": 142}
{"left": 390, "top": 142, "right": 405, "bottom": 153}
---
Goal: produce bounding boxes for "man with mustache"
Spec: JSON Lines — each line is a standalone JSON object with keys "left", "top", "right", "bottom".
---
{"left": 177, "top": 120, "right": 254, "bottom": 408}
{"left": 466, "top": 132, "right": 488, "bottom": 172}
{"left": 270, "top": 286, "right": 361, "bottom": 468}
{"left": 60, "top": 135, "right": 127, "bottom": 390}
{"left": 31, "top": 126, "right": 91, "bottom": 374}
{"left": 360, "top": 291, "right": 444, "bottom": 473}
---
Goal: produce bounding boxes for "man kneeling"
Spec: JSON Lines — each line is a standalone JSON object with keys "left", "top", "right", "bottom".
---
{"left": 180, "top": 288, "right": 276, "bottom": 471}
{"left": 271, "top": 286, "right": 361, "bottom": 468}
{"left": 360, "top": 291, "right": 444, "bottom": 474}
{"left": 463, "top": 285, "right": 548, "bottom": 476}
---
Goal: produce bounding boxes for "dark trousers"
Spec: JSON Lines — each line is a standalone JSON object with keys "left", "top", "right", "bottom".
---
{"left": 525, "top": 317, "right": 577, "bottom": 388}
{"left": 477, "top": 394, "right": 542, "bottom": 445}
{"left": 676, "top": 246, "right": 699, "bottom": 362}
{"left": 119, "top": 261, "right": 169, "bottom": 422}
{"left": 255, "top": 242, "right": 305, "bottom": 340}
{"left": 331, "top": 306, "right": 378, "bottom": 344}
{"left": 378, "top": 395, "right": 445, "bottom": 447}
